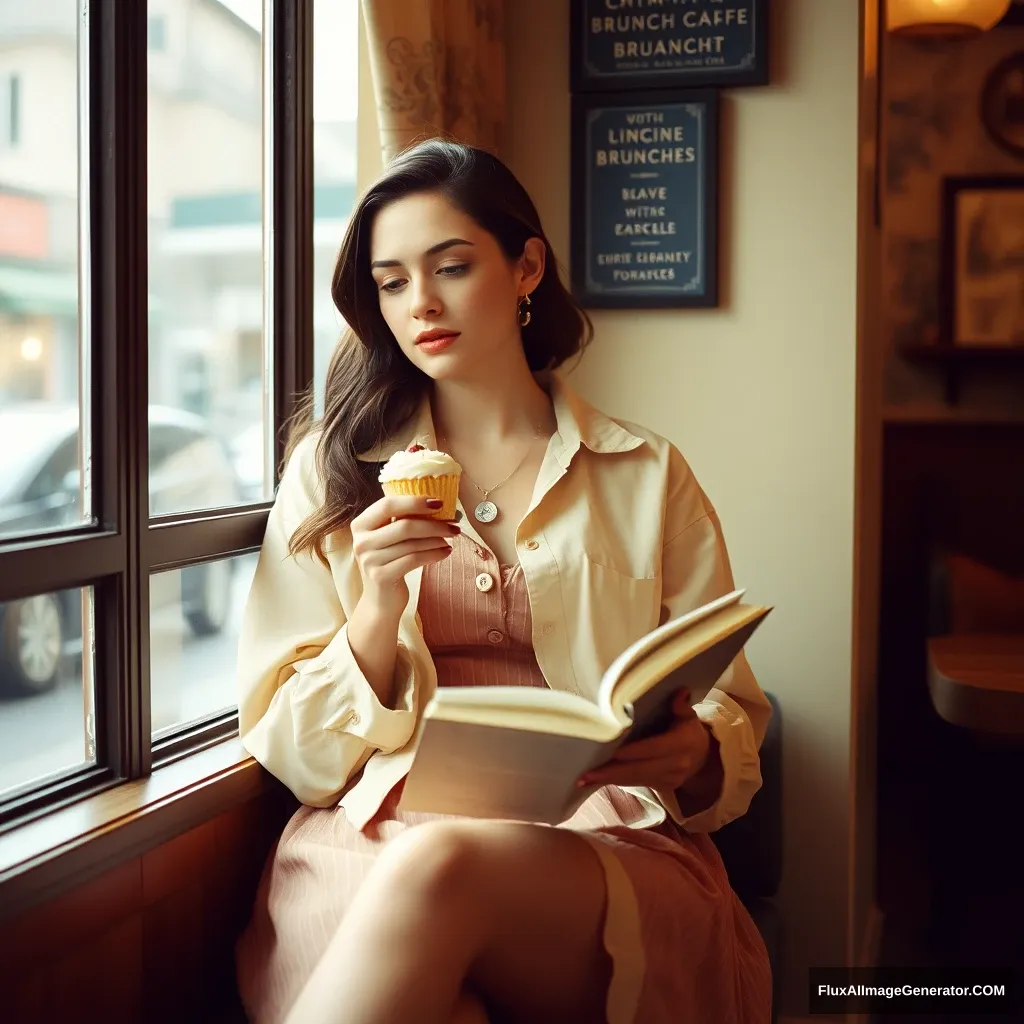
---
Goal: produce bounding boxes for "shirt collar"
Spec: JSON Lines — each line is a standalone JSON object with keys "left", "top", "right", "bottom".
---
{"left": 355, "top": 371, "right": 645, "bottom": 464}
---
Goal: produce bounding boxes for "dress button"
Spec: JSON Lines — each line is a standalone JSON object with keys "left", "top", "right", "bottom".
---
{"left": 525, "top": 539, "right": 539, "bottom": 551}
{"left": 475, "top": 572, "right": 494, "bottom": 593}
{"left": 487, "top": 629, "right": 504, "bottom": 644}
{"left": 541, "top": 622, "right": 554, "bottom": 635}
{"left": 349, "top": 711, "right": 360, "bottom": 726}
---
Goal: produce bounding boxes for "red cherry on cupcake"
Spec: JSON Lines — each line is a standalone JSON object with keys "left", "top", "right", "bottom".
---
{"left": 407, "top": 443, "right": 425, "bottom": 453}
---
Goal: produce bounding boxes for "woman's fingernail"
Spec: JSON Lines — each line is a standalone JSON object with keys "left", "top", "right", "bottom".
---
{"left": 425, "top": 498, "right": 443, "bottom": 508}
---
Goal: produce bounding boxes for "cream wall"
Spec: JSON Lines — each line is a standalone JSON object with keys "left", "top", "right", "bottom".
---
{"left": 506, "top": 0, "right": 860, "bottom": 1014}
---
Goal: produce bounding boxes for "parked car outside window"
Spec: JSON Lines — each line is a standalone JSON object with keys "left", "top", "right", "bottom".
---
{"left": 0, "top": 403, "right": 242, "bottom": 716}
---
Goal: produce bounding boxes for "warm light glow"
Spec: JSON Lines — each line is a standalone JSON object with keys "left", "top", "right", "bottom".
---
{"left": 887, "top": 0, "right": 1012, "bottom": 36}
{"left": 20, "top": 336, "right": 43, "bottom": 362}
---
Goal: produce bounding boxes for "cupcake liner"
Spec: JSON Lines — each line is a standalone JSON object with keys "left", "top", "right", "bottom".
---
{"left": 381, "top": 473, "right": 461, "bottom": 520}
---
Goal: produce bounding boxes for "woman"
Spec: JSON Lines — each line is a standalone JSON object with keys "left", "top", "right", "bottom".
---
{"left": 235, "top": 138, "right": 772, "bottom": 1024}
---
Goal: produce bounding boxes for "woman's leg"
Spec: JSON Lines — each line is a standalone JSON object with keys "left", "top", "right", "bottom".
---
{"left": 283, "top": 819, "right": 613, "bottom": 1024}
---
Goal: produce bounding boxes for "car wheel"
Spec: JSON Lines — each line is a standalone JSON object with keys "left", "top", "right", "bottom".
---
{"left": 1, "top": 594, "right": 64, "bottom": 695}
{"left": 184, "top": 560, "right": 233, "bottom": 637}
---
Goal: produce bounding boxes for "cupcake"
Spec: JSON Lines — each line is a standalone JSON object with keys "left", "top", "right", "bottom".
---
{"left": 378, "top": 443, "right": 462, "bottom": 520}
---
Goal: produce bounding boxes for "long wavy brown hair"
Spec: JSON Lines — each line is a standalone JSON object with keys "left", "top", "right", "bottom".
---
{"left": 287, "top": 138, "right": 592, "bottom": 563}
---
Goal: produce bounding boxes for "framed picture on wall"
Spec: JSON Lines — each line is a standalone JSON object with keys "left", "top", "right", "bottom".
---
{"left": 941, "top": 176, "right": 1024, "bottom": 346}
{"left": 979, "top": 52, "right": 1024, "bottom": 159}
{"left": 569, "top": 89, "right": 719, "bottom": 309}
{"left": 570, "top": 0, "right": 769, "bottom": 92}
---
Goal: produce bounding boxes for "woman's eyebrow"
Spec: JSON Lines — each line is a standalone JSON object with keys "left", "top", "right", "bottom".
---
{"left": 370, "top": 237, "right": 474, "bottom": 270}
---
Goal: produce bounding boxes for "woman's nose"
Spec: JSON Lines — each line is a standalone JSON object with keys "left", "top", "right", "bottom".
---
{"left": 410, "top": 278, "right": 442, "bottom": 319}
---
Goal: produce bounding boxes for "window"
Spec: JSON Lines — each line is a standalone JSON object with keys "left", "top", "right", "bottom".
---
{"left": 313, "top": 0, "right": 359, "bottom": 409}
{"left": 0, "top": 584, "right": 95, "bottom": 797}
{"left": 0, "top": 0, "right": 356, "bottom": 827}
{"left": 0, "top": 74, "right": 19, "bottom": 148}
{"left": 0, "top": 0, "right": 87, "bottom": 804}
{"left": 147, "top": 16, "right": 166, "bottom": 52}
{"left": 148, "top": 0, "right": 267, "bottom": 515}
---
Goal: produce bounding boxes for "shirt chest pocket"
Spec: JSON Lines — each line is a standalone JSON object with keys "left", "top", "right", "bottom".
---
{"left": 572, "top": 552, "right": 662, "bottom": 680}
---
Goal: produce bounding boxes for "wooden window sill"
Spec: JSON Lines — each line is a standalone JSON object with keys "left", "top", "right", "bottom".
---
{"left": 0, "top": 739, "right": 275, "bottom": 924}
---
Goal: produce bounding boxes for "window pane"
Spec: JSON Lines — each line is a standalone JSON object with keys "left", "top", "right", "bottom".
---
{"left": 150, "top": 552, "right": 256, "bottom": 738}
{"left": 313, "top": 0, "right": 358, "bottom": 413}
{"left": 0, "top": 2, "right": 90, "bottom": 541}
{"left": 0, "top": 585, "right": 95, "bottom": 798}
{"left": 147, "top": 0, "right": 268, "bottom": 513}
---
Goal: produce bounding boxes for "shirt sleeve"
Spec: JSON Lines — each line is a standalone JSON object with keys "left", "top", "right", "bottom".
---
{"left": 237, "top": 438, "right": 417, "bottom": 807}
{"left": 648, "top": 453, "right": 773, "bottom": 833}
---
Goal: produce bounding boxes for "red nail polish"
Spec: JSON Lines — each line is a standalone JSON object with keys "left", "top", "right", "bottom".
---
{"left": 425, "top": 498, "right": 443, "bottom": 508}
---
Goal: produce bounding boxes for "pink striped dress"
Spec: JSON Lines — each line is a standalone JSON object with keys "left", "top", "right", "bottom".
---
{"left": 235, "top": 533, "right": 772, "bottom": 1023}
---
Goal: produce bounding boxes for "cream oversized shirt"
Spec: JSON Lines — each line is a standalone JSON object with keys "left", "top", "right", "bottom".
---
{"left": 237, "top": 373, "right": 771, "bottom": 833}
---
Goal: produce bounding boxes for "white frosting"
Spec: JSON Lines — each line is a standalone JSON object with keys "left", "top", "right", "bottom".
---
{"left": 378, "top": 446, "right": 462, "bottom": 482}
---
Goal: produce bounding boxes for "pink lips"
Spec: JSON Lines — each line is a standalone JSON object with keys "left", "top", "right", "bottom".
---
{"left": 415, "top": 330, "right": 459, "bottom": 354}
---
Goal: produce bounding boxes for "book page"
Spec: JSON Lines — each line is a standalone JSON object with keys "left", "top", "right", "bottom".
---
{"left": 399, "top": 718, "right": 620, "bottom": 824}
{"left": 596, "top": 589, "right": 745, "bottom": 717}
{"left": 600, "top": 606, "right": 770, "bottom": 746}
{"left": 618, "top": 615, "right": 766, "bottom": 744}
{"left": 425, "top": 685, "right": 614, "bottom": 741}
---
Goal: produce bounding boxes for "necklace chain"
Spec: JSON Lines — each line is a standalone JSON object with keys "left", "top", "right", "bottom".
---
{"left": 437, "top": 425, "right": 548, "bottom": 524}
{"left": 438, "top": 427, "right": 545, "bottom": 499}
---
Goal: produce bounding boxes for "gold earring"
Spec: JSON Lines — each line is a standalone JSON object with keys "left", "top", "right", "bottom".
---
{"left": 518, "top": 293, "right": 532, "bottom": 327}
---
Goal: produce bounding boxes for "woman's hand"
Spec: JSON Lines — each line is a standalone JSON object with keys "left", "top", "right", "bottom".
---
{"left": 350, "top": 494, "right": 461, "bottom": 618}
{"left": 576, "top": 690, "right": 723, "bottom": 812}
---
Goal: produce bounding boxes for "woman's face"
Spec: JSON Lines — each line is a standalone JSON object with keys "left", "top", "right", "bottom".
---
{"left": 368, "top": 191, "right": 544, "bottom": 381}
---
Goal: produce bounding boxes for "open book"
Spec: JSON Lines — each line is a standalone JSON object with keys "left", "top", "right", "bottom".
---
{"left": 398, "top": 590, "right": 771, "bottom": 824}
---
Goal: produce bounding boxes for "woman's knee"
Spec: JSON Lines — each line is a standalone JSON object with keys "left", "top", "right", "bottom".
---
{"left": 372, "top": 820, "right": 489, "bottom": 907}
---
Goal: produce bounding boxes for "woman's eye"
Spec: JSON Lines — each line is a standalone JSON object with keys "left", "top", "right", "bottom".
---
{"left": 438, "top": 263, "right": 469, "bottom": 277}
{"left": 379, "top": 279, "right": 405, "bottom": 293}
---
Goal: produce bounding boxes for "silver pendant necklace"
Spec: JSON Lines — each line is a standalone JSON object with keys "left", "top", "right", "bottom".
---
{"left": 473, "top": 497, "right": 500, "bottom": 524}
{"left": 438, "top": 427, "right": 545, "bottom": 524}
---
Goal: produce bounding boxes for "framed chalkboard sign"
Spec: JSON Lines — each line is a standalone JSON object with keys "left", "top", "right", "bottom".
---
{"left": 571, "top": 0, "right": 768, "bottom": 92}
{"left": 570, "top": 89, "right": 719, "bottom": 309}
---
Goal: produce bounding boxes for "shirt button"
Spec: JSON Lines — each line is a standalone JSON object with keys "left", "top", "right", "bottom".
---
{"left": 349, "top": 711, "right": 360, "bottom": 725}
{"left": 475, "top": 572, "right": 494, "bottom": 593}
{"left": 541, "top": 622, "right": 554, "bottom": 635}
{"left": 487, "top": 629, "right": 504, "bottom": 644}
{"left": 525, "top": 539, "right": 539, "bottom": 551}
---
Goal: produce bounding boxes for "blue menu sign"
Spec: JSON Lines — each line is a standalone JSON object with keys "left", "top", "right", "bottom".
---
{"left": 570, "top": 90, "right": 719, "bottom": 308}
{"left": 571, "top": 0, "right": 768, "bottom": 91}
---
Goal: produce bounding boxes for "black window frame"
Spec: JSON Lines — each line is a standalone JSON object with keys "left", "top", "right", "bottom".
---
{"left": 0, "top": 0, "right": 313, "bottom": 830}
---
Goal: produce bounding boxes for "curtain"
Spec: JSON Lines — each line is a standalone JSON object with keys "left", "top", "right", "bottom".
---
{"left": 360, "top": 0, "right": 507, "bottom": 164}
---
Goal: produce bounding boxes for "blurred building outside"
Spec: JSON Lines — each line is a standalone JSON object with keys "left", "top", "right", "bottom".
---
{"left": 0, "top": 0, "right": 354, "bottom": 461}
